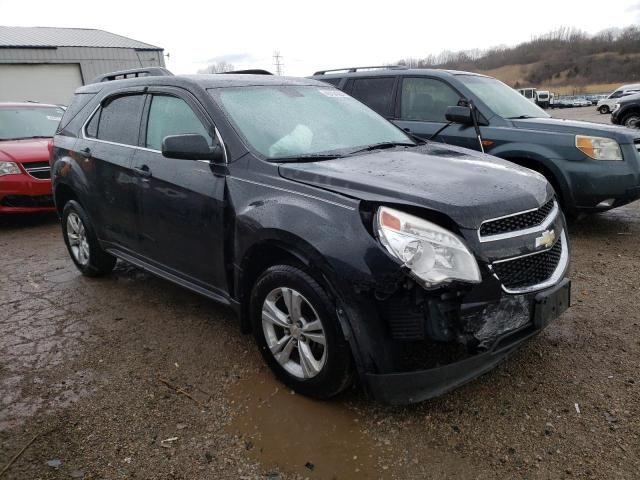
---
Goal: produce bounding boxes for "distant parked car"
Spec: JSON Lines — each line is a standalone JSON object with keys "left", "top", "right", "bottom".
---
{"left": 597, "top": 84, "right": 640, "bottom": 114}
{"left": 535, "top": 90, "right": 551, "bottom": 109}
{"left": 553, "top": 96, "right": 573, "bottom": 108}
{"left": 611, "top": 92, "right": 640, "bottom": 128}
{"left": 517, "top": 87, "right": 537, "bottom": 103}
{"left": 0, "top": 102, "right": 62, "bottom": 214}
{"left": 572, "top": 97, "right": 591, "bottom": 107}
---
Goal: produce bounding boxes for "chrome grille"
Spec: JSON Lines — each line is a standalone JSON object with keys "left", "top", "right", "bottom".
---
{"left": 23, "top": 161, "right": 51, "bottom": 180}
{"left": 480, "top": 199, "right": 555, "bottom": 238}
{"left": 492, "top": 237, "right": 563, "bottom": 291}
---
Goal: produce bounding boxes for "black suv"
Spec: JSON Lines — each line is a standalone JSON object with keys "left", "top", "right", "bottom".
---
{"left": 310, "top": 67, "right": 640, "bottom": 215}
{"left": 611, "top": 92, "right": 640, "bottom": 129}
{"left": 51, "top": 69, "right": 570, "bottom": 404}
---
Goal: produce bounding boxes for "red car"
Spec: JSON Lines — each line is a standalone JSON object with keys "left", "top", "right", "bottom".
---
{"left": 0, "top": 102, "right": 65, "bottom": 214}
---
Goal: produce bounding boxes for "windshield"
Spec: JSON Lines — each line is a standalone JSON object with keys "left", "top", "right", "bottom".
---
{"left": 0, "top": 106, "right": 65, "bottom": 140}
{"left": 458, "top": 75, "right": 549, "bottom": 119}
{"left": 211, "top": 86, "right": 412, "bottom": 159}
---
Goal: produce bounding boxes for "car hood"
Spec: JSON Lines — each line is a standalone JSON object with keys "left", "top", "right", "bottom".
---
{"left": 511, "top": 117, "right": 637, "bottom": 142}
{"left": 278, "top": 144, "right": 550, "bottom": 229}
{"left": 0, "top": 138, "right": 52, "bottom": 164}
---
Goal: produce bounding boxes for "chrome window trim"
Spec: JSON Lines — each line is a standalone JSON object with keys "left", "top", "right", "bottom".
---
{"left": 80, "top": 100, "right": 229, "bottom": 164}
{"left": 478, "top": 200, "right": 558, "bottom": 243}
{"left": 490, "top": 230, "right": 568, "bottom": 294}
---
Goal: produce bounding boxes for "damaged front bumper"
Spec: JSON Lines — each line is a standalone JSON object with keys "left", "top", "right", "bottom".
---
{"left": 363, "top": 278, "right": 571, "bottom": 405}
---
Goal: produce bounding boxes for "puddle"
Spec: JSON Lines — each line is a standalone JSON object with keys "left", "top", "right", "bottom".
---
{"left": 227, "top": 371, "right": 389, "bottom": 479}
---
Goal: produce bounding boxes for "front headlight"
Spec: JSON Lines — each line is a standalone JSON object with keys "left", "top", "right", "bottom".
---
{"left": 613, "top": 103, "right": 621, "bottom": 112}
{"left": 0, "top": 161, "right": 21, "bottom": 176}
{"left": 575, "top": 135, "right": 622, "bottom": 161}
{"left": 376, "top": 206, "right": 481, "bottom": 286}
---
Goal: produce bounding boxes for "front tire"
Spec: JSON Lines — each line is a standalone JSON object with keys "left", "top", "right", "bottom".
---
{"left": 599, "top": 105, "right": 610, "bottom": 114}
{"left": 61, "top": 200, "right": 116, "bottom": 277}
{"left": 250, "top": 265, "right": 354, "bottom": 399}
{"left": 623, "top": 113, "right": 640, "bottom": 129}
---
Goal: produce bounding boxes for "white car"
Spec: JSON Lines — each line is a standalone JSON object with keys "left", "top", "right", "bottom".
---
{"left": 572, "top": 97, "right": 591, "bottom": 107}
{"left": 597, "top": 84, "right": 640, "bottom": 114}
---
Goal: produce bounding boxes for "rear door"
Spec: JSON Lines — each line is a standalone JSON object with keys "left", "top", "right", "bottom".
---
{"left": 393, "top": 77, "right": 480, "bottom": 150}
{"left": 131, "top": 89, "right": 228, "bottom": 293}
{"left": 75, "top": 91, "right": 145, "bottom": 249}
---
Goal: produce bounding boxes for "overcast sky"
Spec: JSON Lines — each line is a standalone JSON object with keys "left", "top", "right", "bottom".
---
{"left": 2, "top": 0, "right": 640, "bottom": 76}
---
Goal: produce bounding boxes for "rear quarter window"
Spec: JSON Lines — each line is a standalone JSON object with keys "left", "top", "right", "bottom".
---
{"left": 318, "top": 77, "right": 342, "bottom": 88}
{"left": 350, "top": 77, "right": 396, "bottom": 117}
{"left": 57, "top": 93, "right": 96, "bottom": 134}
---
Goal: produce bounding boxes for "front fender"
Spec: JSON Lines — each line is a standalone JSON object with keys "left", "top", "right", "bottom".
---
{"left": 489, "top": 143, "right": 574, "bottom": 206}
{"left": 228, "top": 175, "right": 404, "bottom": 380}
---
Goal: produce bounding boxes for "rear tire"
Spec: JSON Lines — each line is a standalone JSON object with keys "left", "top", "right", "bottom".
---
{"left": 61, "top": 200, "right": 116, "bottom": 277}
{"left": 598, "top": 105, "right": 610, "bottom": 114}
{"left": 250, "top": 264, "right": 354, "bottom": 399}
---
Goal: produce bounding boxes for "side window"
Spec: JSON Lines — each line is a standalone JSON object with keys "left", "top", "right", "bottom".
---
{"left": 85, "top": 108, "right": 100, "bottom": 138}
{"left": 350, "top": 77, "right": 395, "bottom": 117}
{"left": 400, "top": 78, "right": 461, "bottom": 122}
{"left": 96, "top": 95, "right": 144, "bottom": 145}
{"left": 145, "top": 95, "right": 212, "bottom": 151}
{"left": 319, "top": 77, "right": 342, "bottom": 88}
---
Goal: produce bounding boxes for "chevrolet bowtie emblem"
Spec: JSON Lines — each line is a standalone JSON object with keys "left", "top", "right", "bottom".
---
{"left": 535, "top": 229, "right": 556, "bottom": 249}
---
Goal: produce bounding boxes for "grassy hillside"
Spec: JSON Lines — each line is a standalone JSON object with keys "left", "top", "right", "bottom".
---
{"left": 398, "top": 27, "right": 640, "bottom": 94}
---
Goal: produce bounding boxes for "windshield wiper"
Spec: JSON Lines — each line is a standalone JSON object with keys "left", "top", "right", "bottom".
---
{"left": 272, "top": 153, "right": 343, "bottom": 163}
{"left": 349, "top": 141, "right": 416, "bottom": 155}
{"left": 507, "top": 115, "right": 537, "bottom": 119}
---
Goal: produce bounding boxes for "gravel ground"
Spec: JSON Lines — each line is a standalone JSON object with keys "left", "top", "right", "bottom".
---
{"left": 1, "top": 109, "right": 639, "bottom": 479}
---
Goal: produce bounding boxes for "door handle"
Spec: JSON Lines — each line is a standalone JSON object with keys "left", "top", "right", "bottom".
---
{"left": 134, "top": 165, "right": 152, "bottom": 178}
{"left": 79, "top": 147, "right": 91, "bottom": 159}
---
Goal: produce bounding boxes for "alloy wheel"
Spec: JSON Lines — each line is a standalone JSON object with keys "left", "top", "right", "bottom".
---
{"left": 261, "top": 287, "right": 327, "bottom": 379}
{"left": 66, "top": 212, "right": 90, "bottom": 266}
{"left": 625, "top": 115, "right": 640, "bottom": 128}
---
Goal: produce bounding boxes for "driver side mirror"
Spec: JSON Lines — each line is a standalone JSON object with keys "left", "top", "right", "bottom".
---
{"left": 445, "top": 106, "right": 473, "bottom": 125}
{"left": 161, "top": 134, "right": 224, "bottom": 162}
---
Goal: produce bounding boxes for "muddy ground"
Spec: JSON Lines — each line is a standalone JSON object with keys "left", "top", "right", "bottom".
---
{"left": 1, "top": 110, "right": 639, "bottom": 479}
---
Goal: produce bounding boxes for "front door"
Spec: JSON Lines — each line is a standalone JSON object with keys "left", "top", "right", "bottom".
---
{"left": 393, "top": 77, "right": 481, "bottom": 151}
{"left": 131, "top": 91, "right": 228, "bottom": 293}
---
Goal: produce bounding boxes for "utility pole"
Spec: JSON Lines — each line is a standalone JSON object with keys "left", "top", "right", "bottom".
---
{"left": 273, "top": 50, "right": 284, "bottom": 76}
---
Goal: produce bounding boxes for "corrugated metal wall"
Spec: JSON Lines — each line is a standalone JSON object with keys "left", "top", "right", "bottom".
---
{"left": 0, "top": 46, "right": 165, "bottom": 84}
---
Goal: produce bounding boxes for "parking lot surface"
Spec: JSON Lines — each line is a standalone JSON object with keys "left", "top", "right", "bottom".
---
{"left": 1, "top": 110, "right": 639, "bottom": 479}
{"left": 550, "top": 106, "right": 609, "bottom": 124}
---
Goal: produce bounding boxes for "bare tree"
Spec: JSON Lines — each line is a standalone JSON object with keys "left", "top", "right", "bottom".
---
{"left": 198, "top": 61, "right": 235, "bottom": 74}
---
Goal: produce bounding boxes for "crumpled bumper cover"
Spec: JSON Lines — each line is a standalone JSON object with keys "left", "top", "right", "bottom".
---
{"left": 364, "top": 278, "right": 571, "bottom": 405}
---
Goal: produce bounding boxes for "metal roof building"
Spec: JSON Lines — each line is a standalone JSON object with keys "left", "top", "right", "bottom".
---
{"left": 0, "top": 26, "right": 165, "bottom": 104}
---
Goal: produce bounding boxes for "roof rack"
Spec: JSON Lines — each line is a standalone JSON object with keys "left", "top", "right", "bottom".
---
{"left": 222, "top": 69, "right": 273, "bottom": 75}
{"left": 313, "top": 65, "right": 408, "bottom": 75}
{"left": 92, "top": 67, "right": 173, "bottom": 83}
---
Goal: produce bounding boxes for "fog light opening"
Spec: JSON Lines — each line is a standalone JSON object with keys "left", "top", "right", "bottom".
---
{"left": 596, "top": 198, "right": 615, "bottom": 208}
